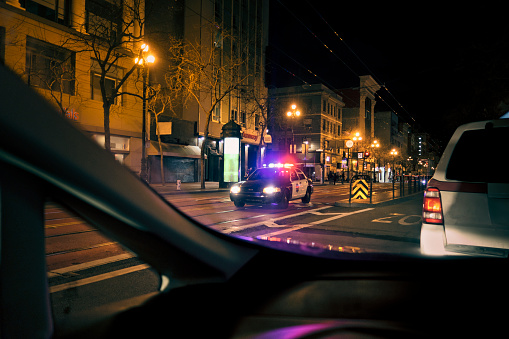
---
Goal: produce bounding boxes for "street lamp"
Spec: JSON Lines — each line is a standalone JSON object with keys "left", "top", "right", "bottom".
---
{"left": 352, "top": 132, "right": 362, "bottom": 173}
{"left": 370, "top": 140, "right": 380, "bottom": 182}
{"left": 286, "top": 104, "right": 301, "bottom": 154}
{"left": 390, "top": 148, "right": 398, "bottom": 180}
{"left": 303, "top": 137, "right": 309, "bottom": 176}
{"left": 135, "top": 43, "right": 155, "bottom": 182}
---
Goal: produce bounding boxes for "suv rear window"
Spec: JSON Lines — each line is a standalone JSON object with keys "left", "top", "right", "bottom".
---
{"left": 446, "top": 126, "right": 509, "bottom": 183}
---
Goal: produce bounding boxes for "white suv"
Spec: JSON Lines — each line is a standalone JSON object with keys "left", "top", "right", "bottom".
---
{"left": 421, "top": 119, "right": 509, "bottom": 257}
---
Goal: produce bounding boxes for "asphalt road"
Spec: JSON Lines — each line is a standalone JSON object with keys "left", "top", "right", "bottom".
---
{"left": 219, "top": 195, "right": 423, "bottom": 256}
{"left": 47, "top": 186, "right": 424, "bottom": 329}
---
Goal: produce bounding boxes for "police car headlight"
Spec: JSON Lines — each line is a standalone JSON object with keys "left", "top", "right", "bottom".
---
{"left": 263, "top": 186, "right": 281, "bottom": 194}
{"left": 230, "top": 185, "right": 241, "bottom": 194}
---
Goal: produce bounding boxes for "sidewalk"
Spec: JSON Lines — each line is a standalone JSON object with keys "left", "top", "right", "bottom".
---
{"left": 150, "top": 181, "right": 228, "bottom": 195}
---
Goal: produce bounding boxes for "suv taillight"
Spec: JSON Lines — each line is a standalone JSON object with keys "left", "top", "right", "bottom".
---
{"left": 423, "top": 187, "right": 444, "bottom": 224}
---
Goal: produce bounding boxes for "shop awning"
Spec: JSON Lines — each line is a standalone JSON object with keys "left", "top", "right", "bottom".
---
{"left": 148, "top": 141, "right": 202, "bottom": 159}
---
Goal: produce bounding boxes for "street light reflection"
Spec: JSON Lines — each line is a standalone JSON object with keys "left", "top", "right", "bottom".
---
{"left": 256, "top": 236, "right": 365, "bottom": 254}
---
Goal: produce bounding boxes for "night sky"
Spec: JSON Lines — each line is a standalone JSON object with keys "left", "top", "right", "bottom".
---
{"left": 267, "top": 1, "right": 509, "bottom": 147}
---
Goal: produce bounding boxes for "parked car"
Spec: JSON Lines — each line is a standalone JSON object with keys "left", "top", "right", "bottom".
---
{"left": 421, "top": 118, "right": 509, "bottom": 257}
{"left": 230, "top": 164, "right": 313, "bottom": 208}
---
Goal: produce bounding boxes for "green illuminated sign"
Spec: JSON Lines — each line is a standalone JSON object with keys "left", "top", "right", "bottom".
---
{"left": 224, "top": 137, "right": 239, "bottom": 182}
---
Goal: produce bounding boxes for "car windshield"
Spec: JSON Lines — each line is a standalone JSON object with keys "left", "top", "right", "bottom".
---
{"left": 1, "top": 2, "right": 508, "bottom": 293}
{"left": 248, "top": 168, "right": 291, "bottom": 180}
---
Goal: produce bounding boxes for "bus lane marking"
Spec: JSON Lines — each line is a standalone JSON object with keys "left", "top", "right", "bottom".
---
{"left": 372, "top": 213, "right": 421, "bottom": 225}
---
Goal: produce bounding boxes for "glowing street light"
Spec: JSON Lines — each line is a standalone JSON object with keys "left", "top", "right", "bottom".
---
{"left": 287, "top": 104, "right": 301, "bottom": 117}
{"left": 135, "top": 43, "right": 155, "bottom": 182}
{"left": 286, "top": 104, "right": 301, "bottom": 153}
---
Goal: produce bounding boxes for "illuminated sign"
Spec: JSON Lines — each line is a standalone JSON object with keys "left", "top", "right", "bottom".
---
{"left": 345, "top": 140, "right": 354, "bottom": 148}
{"left": 65, "top": 108, "right": 79, "bottom": 121}
{"left": 224, "top": 137, "right": 240, "bottom": 182}
{"left": 242, "top": 132, "right": 258, "bottom": 141}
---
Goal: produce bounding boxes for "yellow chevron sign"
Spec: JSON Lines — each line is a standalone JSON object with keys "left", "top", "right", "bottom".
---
{"left": 352, "top": 179, "right": 369, "bottom": 199}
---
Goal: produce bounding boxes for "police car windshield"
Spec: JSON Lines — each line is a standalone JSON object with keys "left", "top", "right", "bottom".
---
{"left": 249, "top": 168, "right": 290, "bottom": 180}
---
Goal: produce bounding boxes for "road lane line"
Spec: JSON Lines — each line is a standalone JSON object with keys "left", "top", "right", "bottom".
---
{"left": 48, "top": 253, "right": 135, "bottom": 278}
{"left": 45, "top": 220, "right": 84, "bottom": 228}
{"left": 49, "top": 264, "right": 149, "bottom": 293}
{"left": 259, "top": 208, "right": 374, "bottom": 237}
{"left": 217, "top": 206, "right": 332, "bottom": 234}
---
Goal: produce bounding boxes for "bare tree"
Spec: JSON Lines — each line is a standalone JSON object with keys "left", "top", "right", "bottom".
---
{"left": 147, "top": 84, "right": 176, "bottom": 185}
{"left": 165, "top": 27, "right": 250, "bottom": 188}
{"left": 63, "top": 0, "right": 148, "bottom": 152}
{"left": 243, "top": 88, "right": 275, "bottom": 167}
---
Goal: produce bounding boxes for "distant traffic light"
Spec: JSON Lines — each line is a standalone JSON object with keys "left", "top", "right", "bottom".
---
{"left": 364, "top": 151, "right": 370, "bottom": 158}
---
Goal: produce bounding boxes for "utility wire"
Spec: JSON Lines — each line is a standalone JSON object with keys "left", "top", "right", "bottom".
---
{"left": 303, "top": 0, "right": 415, "bottom": 122}
{"left": 276, "top": 0, "right": 415, "bottom": 122}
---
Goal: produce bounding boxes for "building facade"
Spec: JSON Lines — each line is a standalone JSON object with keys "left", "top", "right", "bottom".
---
{"left": 373, "top": 110, "right": 411, "bottom": 182}
{"left": 268, "top": 84, "right": 344, "bottom": 182}
{"left": 145, "top": 0, "right": 270, "bottom": 183}
{"left": 336, "top": 75, "right": 380, "bottom": 141}
{"left": 1, "top": 0, "right": 146, "bottom": 173}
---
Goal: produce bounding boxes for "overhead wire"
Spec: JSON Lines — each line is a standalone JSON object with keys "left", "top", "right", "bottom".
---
{"left": 303, "top": 0, "right": 415, "bottom": 122}
{"left": 276, "top": 0, "right": 415, "bottom": 122}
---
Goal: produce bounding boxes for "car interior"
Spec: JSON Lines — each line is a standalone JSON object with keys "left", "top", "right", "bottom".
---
{"left": 1, "top": 65, "right": 509, "bottom": 338}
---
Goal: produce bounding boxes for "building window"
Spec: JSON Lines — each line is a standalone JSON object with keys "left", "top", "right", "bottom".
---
{"left": 213, "top": 102, "right": 221, "bottom": 122}
{"left": 90, "top": 60, "right": 123, "bottom": 105}
{"left": 240, "top": 111, "right": 246, "bottom": 126}
{"left": 85, "top": 0, "right": 122, "bottom": 42}
{"left": 21, "top": 0, "right": 71, "bottom": 26}
{"left": 26, "top": 37, "right": 75, "bottom": 95}
{"left": 323, "top": 99, "right": 326, "bottom": 111}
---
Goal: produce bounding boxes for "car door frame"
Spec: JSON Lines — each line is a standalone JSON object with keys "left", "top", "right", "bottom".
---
{"left": 290, "top": 169, "right": 306, "bottom": 199}
{"left": 295, "top": 169, "right": 309, "bottom": 198}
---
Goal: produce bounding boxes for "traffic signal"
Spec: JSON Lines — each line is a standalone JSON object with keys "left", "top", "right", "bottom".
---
{"left": 364, "top": 151, "right": 370, "bottom": 158}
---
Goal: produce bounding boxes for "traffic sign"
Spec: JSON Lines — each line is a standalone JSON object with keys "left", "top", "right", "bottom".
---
{"left": 352, "top": 179, "right": 369, "bottom": 199}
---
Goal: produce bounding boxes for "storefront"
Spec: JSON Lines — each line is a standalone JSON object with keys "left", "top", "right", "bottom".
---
{"left": 147, "top": 141, "right": 201, "bottom": 183}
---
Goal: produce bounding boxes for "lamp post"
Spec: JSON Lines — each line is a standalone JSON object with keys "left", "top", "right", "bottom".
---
{"left": 390, "top": 148, "right": 398, "bottom": 181}
{"left": 370, "top": 140, "right": 380, "bottom": 182}
{"left": 135, "top": 43, "right": 155, "bottom": 182}
{"left": 286, "top": 104, "right": 301, "bottom": 154}
{"left": 303, "top": 137, "right": 309, "bottom": 176}
{"left": 352, "top": 132, "right": 362, "bottom": 174}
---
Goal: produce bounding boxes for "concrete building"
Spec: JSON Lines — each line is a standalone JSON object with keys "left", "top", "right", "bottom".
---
{"left": 336, "top": 75, "right": 380, "bottom": 140}
{"left": 268, "top": 84, "right": 344, "bottom": 182}
{"left": 374, "top": 111, "right": 410, "bottom": 156}
{"left": 145, "top": 0, "right": 270, "bottom": 183}
{"left": 1, "top": 0, "right": 146, "bottom": 173}
{"left": 374, "top": 110, "right": 411, "bottom": 181}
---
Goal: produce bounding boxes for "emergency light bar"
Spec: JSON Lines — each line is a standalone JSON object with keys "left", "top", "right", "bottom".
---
{"left": 263, "top": 163, "right": 294, "bottom": 168}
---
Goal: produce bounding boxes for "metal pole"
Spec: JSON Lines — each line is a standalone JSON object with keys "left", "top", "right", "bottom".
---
{"left": 349, "top": 176, "right": 353, "bottom": 204}
{"left": 392, "top": 172, "right": 395, "bottom": 199}
{"left": 140, "top": 67, "right": 148, "bottom": 182}
{"left": 369, "top": 174, "right": 373, "bottom": 204}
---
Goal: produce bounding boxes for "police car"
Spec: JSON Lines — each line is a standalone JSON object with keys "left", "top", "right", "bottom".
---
{"left": 230, "top": 163, "right": 313, "bottom": 208}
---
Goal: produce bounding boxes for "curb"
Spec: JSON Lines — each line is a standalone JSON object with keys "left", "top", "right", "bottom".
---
{"left": 155, "top": 188, "right": 230, "bottom": 196}
{"left": 334, "top": 192, "right": 423, "bottom": 208}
